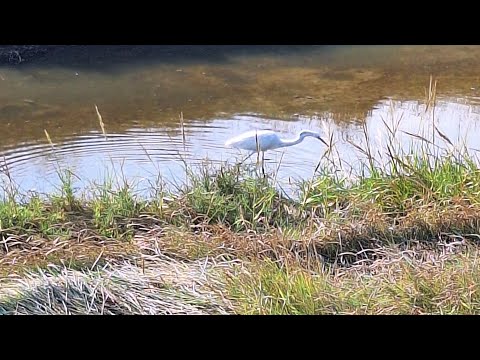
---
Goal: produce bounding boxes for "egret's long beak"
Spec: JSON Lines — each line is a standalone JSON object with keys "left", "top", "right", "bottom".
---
{"left": 317, "top": 136, "right": 329, "bottom": 147}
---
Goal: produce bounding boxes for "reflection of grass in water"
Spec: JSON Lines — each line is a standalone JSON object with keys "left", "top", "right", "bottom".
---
{"left": 3, "top": 77, "right": 480, "bottom": 313}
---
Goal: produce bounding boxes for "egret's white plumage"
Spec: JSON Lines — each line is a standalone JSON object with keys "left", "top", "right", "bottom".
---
{"left": 225, "top": 129, "right": 327, "bottom": 152}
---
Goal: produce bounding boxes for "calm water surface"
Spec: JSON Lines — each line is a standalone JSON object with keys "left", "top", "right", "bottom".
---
{"left": 1, "top": 45, "right": 480, "bottom": 197}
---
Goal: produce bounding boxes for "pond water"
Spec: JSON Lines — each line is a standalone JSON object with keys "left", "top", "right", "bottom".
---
{"left": 1, "top": 45, "right": 480, "bottom": 198}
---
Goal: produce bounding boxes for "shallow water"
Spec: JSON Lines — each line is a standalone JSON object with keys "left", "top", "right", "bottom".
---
{"left": 1, "top": 45, "right": 480, "bottom": 197}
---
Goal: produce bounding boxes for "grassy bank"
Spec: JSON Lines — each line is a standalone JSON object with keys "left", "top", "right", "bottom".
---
{"left": 2, "top": 81, "right": 480, "bottom": 314}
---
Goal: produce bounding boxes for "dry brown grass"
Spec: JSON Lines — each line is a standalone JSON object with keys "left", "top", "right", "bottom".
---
{"left": 133, "top": 198, "right": 480, "bottom": 271}
{"left": 1, "top": 202, "right": 480, "bottom": 314}
{"left": 0, "top": 230, "right": 138, "bottom": 276}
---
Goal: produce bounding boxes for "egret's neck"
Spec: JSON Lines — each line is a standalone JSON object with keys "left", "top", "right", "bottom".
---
{"left": 279, "top": 134, "right": 306, "bottom": 148}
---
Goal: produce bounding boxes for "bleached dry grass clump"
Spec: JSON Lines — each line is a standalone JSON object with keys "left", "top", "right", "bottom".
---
{"left": 0, "top": 254, "right": 236, "bottom": 315}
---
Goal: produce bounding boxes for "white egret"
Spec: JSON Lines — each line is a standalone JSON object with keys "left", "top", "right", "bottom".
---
{"left": 225, "top": 129, "right": 327, "bottom": 158}
{"left": 225, "top": 129, "right": 328, "bottom": 170}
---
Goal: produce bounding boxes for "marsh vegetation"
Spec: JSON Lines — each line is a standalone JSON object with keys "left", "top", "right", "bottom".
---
{"left": 2, "top": 76, "right": 480, "bottom": 314}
